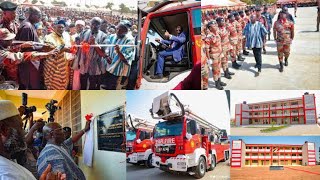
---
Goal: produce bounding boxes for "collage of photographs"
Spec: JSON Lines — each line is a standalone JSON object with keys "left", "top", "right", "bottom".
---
{"left": 0, "top": 0, "right": 319, "bottom": 180}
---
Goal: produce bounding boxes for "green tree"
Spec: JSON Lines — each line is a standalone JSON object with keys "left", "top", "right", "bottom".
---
{"left": 119, "top": 3, "right": 130, "bottom": 14}
{"left": 32, "top": 0, "right": 38, "bottom": 4}
{"left": 106, "top": 2, "right": 114, "bottom": 11}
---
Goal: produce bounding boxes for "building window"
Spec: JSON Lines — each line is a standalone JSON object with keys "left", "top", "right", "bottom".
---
{"left": 54, "top": 91, "right": 82, "bottom": 154}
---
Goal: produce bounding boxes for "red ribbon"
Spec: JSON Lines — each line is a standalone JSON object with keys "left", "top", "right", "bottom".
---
{"left": 81, "top": 42, "right": 90, "bottom": 54}
{"left": 70, "top": 45, "right": 77, "bottom": 54}
{"left": 85, "top": 113, "right": 94, "bottom": 121}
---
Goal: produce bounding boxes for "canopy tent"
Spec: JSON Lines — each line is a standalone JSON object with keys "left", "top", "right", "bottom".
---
{"left": 277, "top": 0, "right": 297, "bottom": 3}
{"left": 201, "top": 0, "right": 240, "bottom": 7}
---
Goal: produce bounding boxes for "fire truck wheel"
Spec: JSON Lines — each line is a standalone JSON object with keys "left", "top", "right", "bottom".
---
{"left": 194, "top": 156, "right": 206, "bottom": 179}
{"left": 145, "top": 154, "right": 154, "bottom": 168}
{"left": 208, "top": 155, "right": 216, "bottom": 171}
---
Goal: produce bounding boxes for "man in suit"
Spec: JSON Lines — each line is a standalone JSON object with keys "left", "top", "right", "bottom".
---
{"left": 151, "top": 25, "right": 186, "bottom": 79}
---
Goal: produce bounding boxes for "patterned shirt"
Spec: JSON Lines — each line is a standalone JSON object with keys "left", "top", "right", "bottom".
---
{"left": 273, "top": 19, "right": 294, "bottom": 44}
{"left": 79, "top": 30, "right": 107, "bottom": 75}
{"left": 37, "top": 143, "right": 86, "bottom": 180}
{"left": 106, "top": 33, "right": 135, "bottom": 77}
{"left": 44, "top": 32, "right": 69, "bottom": 90}
{"left": 243, "top": 22, "right": 268, "bottom": 48}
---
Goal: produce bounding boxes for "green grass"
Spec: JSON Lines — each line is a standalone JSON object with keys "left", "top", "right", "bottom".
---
{"left": 260, "top": 125, "right": 289, "bottom": 133}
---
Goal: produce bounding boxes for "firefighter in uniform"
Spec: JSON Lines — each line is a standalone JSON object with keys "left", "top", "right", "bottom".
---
{"left": 273, "top": 11, "right": 294, "bottom": 72}
{"left": 241, "top": 10, "right": 250, "bottom": 55}
{"left": 205, "top": 21, "right": 226, "bottom": 90}
{"left": 217, "top": 17, "right": 235, "bottom": 79}
{"left": 234, "top": 12, "right": 245, "bottom": 62}
{"left": 201, "top": 24, "right": 209, "bottom": 90}
{"left": 226, "top": 14, "right": 241, "bottom": 69}
{"left": 0, "top": 1, "right": 18, "bottom": 34}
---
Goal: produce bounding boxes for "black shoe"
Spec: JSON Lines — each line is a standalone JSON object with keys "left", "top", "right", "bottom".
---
{"left": 243, "top": 50, "right": 249, "bottom": 55}
{"left": 232, "top": 61, "right": 241, "bottom": 69}
{"left": 219, "top": 78, "right": 227, "bottom": 86}
{"left": 279, "top": 62, "right": 284, "bottom": 72}
{"left": 226, "top": 68, "right": 235, "bottom": 75}
{"left": 263, "top": 48, "right": 266, "bottom": 54}
{"left": 237, "top": 55, "right": 245, "bottom": 61}
{"left": 224, "top": 71, "right": 232, "bottom": 79}
{"left": 284, "top": 58, "right": 288, "bottom": 66}
{"left": 150, "top": 74, "right": 163, "bottom": 79}
{"left": 258, "top": 68, "right": 261, "bottom": 73}
{"left": 215, "top": 80, "right": 224, "bottom": 90}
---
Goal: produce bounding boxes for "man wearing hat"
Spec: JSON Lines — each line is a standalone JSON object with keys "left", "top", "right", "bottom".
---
{"left": 0, "top": 1, "right": 18, "bottom": 34}
{"left": 234, "top": 12, "right": 246, "bottom": 62}
{"left": 103, "top": 20, "right": 135, "bottom": 89}
{"left": 43, "top": 19, "right": 72, "bottom": 90}
{"left": 217, "top": 17, "right": 235, "bottom": 79}
{"left": 205, "top": 21, "right": 226, "bottom": 90}
{"left": 226, "top": 14, "right": 242, "bottom": 69}
{"left": 16, "top": 6, "right": 43, "bottom": 89}
{"left": 273, "top": 11, "right": 294, "bottom": 72}
{"left": 78, "top": 17, "right": 108, "bottom": 90}
{"left": 0, "top": 28, "right": 58, "bottom": 84}
{"left": 0, "top": 100, "right": 66, "bottom": 180}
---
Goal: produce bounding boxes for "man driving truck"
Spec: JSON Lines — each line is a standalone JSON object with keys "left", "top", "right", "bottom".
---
{"left": 151, "top": 25, "right": 186, "bottom": 79}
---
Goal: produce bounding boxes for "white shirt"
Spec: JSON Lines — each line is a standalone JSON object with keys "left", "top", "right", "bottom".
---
{"left": 0, "top": 155, "right": 36, "bottom": 180}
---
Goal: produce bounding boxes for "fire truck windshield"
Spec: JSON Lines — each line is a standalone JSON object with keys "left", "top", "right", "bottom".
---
{"left": 154, "top": 119, "right": 183, "bottom": 138}
{"left": 126, "top": 130, "right": 136, "bottom": 141}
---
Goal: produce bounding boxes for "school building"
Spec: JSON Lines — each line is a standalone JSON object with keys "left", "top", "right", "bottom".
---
{"left": 235, "top": 93, "right": 317, "bottom": 126}
{"left": 231, "top": 140, "right": 317, "bottom": 167}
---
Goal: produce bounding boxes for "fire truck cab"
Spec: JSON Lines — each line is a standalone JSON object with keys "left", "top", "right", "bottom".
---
{"left": 126, "top": 114, "right": 155, "bottom": 167}
{"left": 136, "top": 0, "right": 201, "bottom": 88}
{"left": 150, "top": 92, "right": 229, "bottom": 178}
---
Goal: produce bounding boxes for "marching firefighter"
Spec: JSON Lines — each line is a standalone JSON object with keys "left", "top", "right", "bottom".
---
{"left": 273, "top": 11, "right": 294, "bottom": 72}
{"left": 205, "top": 21, "right": 226, "bottom": 90}
{"left": 234, "top": 12, "right": 245, "bottom": 62}
{"left": 226, "top": 14, "right": 242, "bottom": 69}
{"left": 217, "top": 17, "right": 235, "bottom": 79}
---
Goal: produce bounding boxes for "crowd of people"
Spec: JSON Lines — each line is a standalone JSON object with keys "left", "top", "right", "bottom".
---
{"left": 0, "top": 1, "right": 138, "bottom": 90}
{"left": 201, "top": 5, "right": 296, "bottom": 90}
{"left": 0, "top": 99, "right": 91, "bottom": 179}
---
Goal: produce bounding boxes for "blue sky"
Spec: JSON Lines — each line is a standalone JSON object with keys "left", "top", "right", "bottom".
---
{"left": 230, "top": 136, "right": 320, "bottom": 161}
{"left": 126, "top": 90, "right": 231, "bottom": 134}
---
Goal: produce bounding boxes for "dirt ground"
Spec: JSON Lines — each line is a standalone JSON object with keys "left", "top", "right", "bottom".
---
{"left": 231, "top": 166, "right": 320, "bottom": 180}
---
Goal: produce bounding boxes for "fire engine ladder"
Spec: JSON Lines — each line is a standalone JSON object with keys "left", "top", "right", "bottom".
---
{"left": 185, "top": 108, "right": 221, "bottom": 134}
{"left": 130, "top": 117, "right": 155, "bottom": 131}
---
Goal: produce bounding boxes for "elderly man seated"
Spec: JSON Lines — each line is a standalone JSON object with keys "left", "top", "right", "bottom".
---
{"left": 151, "top": 25, "right": 186, "bottom": 79}
{"left": 37, "top": 122, "right": 87, "bottom": 180}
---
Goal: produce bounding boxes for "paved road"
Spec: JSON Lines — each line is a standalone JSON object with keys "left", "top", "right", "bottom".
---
{"left": 231, "top": 124, "right": 320, "bottom": 136}
{"left": 126, "top": 160, "right": 230, "bottom": 180}
{"left": 208, "top": 7, "right": 320, "bottom": 90}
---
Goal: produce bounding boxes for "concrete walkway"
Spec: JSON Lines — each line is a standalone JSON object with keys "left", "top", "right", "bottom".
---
{"left": 208, "top": 7, "right": 320, "bottom": 90}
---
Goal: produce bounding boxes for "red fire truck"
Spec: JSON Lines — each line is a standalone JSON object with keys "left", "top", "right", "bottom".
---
{"left": 135, "top": 0, "right": 201, "bottom": 89}
{"left": 150, "top": 92, "right": 230, "bottom": 178}
{"left": 126, "top": 114, "right": 155, "bottom": 167}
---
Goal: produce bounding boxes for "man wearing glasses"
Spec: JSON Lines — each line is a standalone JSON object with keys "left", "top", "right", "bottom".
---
{"left": 151, "top": 25, "right": 186, "bottom": 79}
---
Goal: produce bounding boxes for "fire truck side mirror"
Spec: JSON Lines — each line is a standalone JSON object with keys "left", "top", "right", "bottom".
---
{"left": 201, "top": 128, "right": 205, "bottom": 135}
{"left": 189, "top": 120, "right": 197, "bottom": 135}
{"left": 209, "top": 135, "right": 215, "bottom": 142}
